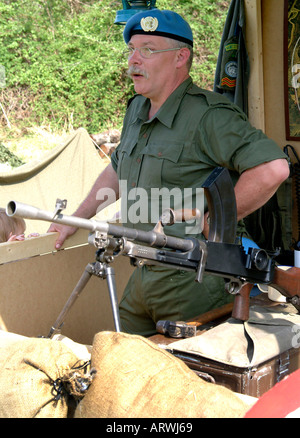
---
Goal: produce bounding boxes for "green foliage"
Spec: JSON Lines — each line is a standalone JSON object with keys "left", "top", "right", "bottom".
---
{"left": 0, "top": 142, "right": 24, "bottom": 167}
{"left": 0, "top": 0, "right": 229, "bottom": 133}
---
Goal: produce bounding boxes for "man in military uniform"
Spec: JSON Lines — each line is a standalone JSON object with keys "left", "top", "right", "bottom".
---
{"left": 49, "top": 10, "right": 289, "bottom": 336}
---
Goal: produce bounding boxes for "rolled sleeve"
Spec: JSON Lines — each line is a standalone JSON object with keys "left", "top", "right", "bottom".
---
{"left": 200, "top": 107, "right": 287, "bottom": 174}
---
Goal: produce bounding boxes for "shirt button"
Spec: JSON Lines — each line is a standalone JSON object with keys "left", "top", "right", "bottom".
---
{"left": 137, "top": 157, "right": 141, "bottom": 163}
{"left": 143, "top": 133, "right": 147, "bottom": 138}
{"left": 131, "top": 182, "right": 136, "bottom": 187}
{"left": 158, "top": 152, "right": 162, "bottom": 157}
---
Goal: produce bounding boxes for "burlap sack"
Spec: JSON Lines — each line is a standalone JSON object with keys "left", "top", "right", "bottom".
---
{"left": 75, "top": 331, "right": 249, "bottom": 418}
{"left": 0, "top": 337, "right": 93, "bottom": 418}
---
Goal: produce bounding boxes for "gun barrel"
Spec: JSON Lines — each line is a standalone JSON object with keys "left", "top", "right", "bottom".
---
{"left": 6, "top": 200, "right": 194, "bottom": 252}
{"left": 6, "top": 200, "right": 109, "bottom": 234}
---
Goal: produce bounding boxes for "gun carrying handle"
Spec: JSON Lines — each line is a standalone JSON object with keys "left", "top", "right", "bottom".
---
{"left": 231, "top": 283, "right": 253, "bottom": 321}
{"left": 160, "top": 208, "right": 201, "bottom": 226}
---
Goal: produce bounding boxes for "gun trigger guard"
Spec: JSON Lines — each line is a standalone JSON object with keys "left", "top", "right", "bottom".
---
{"left": 225, "top": 278, "right": 245, "bottom": 295}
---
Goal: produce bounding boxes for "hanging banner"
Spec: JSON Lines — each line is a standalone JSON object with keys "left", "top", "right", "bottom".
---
{"left": 285, "top": 0, "right": 300, "bottom": 140}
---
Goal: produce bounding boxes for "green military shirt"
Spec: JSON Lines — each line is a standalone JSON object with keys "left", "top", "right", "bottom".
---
{"left": 111, "top": 76, "right": 287, "bottom": 336}
{"left": 111, "top": 76, "right": 286, "bottom": 240}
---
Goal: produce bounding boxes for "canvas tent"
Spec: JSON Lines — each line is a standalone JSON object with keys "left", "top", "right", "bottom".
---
{"left": 0, "top": 128, "right": 118, "bottom": 235}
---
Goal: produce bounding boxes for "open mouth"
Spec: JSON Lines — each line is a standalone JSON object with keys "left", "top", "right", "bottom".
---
{"left": 127, "top": 67, "right": 148, "bottom": 80}
{"left": 132, "top": 73, "right": 144, "bottom": 79}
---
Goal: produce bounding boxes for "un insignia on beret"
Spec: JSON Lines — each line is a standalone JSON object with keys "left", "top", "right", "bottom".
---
{"left": 140, "top": 16, "right": 159, "bottom": 32}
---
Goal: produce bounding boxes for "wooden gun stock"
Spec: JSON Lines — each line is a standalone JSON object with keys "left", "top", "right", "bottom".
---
{"left": 271, "top": 266, "right": 300, "bottom": 302}
{"left": 232, "top": 266, "right": 300, "bottom": 321}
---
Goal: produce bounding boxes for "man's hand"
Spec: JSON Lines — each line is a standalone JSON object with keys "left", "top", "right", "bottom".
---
{"left": 47, "top": 223, "right": 78, "bottom": 249}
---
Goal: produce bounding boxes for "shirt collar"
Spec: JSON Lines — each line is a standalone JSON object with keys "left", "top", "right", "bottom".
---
{"left": 135, "top": 77, "right": 197, "bottom": 128}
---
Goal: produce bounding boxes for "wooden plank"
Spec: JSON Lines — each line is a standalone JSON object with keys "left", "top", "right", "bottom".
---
{"left": 245, "top": 0, "right": 265, "bottom": 131}
{"left": 0, "top": 228, "right": 90, "bottom": 265}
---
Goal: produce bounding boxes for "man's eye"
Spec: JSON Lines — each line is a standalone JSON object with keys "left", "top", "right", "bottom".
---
{"left": 140, "top": 48, "right": 152, "bottom": 56}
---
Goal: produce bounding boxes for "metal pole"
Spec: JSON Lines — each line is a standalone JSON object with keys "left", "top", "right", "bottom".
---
{"left": 105, "top": 266, "right": 122, "bottom": 332}
{"left": 47, "top": 263, "right": 93, "bottom": 338}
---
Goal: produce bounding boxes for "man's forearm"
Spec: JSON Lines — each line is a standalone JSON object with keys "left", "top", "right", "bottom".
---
{"left": 73, "top": 163, "right": 120, "bottom": 219}
{"left": 234, "top": 159, "right": 290, "bottom": 221}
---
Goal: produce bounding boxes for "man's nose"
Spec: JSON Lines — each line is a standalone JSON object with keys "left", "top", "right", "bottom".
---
{"left": 129, "top": 48, "right": 142, "bottom": 63}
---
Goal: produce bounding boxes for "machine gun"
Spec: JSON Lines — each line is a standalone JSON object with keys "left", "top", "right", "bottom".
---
{"left": 6, "top": 167, "right": 300, "bottom": 337}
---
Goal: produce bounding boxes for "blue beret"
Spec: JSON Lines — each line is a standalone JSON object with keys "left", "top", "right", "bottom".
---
{"left": 123, "top": 9, "right": 193, "bottom": 47}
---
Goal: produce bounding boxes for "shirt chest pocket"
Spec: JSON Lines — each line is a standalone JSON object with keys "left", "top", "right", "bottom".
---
{"left": 117, "top": 141, "right": 137, "bottom": 182}
{"left": 139, "top": 141, "right": 184, "bottom": 190}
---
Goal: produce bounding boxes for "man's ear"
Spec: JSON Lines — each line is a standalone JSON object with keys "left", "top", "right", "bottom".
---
{"left": 176, "top": 47, "right": 191, "bottom": 68}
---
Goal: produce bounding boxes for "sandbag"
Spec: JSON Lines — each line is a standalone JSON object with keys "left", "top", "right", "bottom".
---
{"left": 75, "top": 331, "right": 250, "bottom": 418}
{"left": 0, "top": 337, "right": 94, "bottom": 418}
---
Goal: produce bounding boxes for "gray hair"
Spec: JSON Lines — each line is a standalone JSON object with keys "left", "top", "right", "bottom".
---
{"left": 165, "top": 37, "right": 193, "bottom": 71}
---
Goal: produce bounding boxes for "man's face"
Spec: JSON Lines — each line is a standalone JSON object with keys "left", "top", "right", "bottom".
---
{"left": 127, "top": 34, "right": 180, "bottom": 101}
